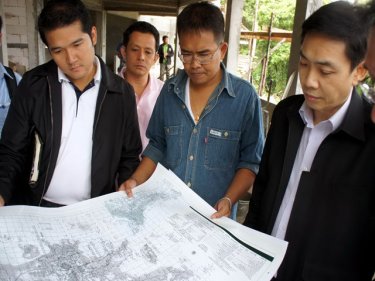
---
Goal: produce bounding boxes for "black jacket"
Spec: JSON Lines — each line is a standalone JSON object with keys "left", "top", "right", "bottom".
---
{"left": 0, "top": 57, "right": 142, "bottom": 205}
{"left": 157, "top": 43, "right": 174, "bottom": 65}
{"left": 244, "top": 92, "right": 375, "bottom": 281}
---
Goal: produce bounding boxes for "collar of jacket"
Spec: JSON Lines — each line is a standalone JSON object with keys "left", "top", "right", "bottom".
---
{"left": 338, "top": 88, "right": 370, "bottom": 142}
{"left": 36, "top": 56, "right": 125, "bottom": 95}
{"left": 286, "top": 89, "right": 370, "bottom": 143}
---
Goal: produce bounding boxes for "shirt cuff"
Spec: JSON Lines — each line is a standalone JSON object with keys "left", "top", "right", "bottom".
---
{"left": 142, "top": 143, "right": 164, "bottom": 164}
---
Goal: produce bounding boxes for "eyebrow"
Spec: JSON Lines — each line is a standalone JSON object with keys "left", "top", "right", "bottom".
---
{"left": 300, "top": 50, "right": 335, "bottom": 68}
{"left": 180, "top": 47, "right": 212, "bottom": 53}
{"left": 129, "top": 44, "right": 155, "bottom": 51}
{"left": 49, "top": 38, "right": 84, "bottom": 52}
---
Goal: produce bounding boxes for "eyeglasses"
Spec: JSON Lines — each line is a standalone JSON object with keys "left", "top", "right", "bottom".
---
{"left": 357, "top": 81, "right": 375, "bottom": 105}
{"left": 178, "top": 44, "right": 222, "bottom": 65}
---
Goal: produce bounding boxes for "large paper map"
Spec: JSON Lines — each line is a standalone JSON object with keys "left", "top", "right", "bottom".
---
{"left": 0, "top": 164, "right": 287, "bottom": 281}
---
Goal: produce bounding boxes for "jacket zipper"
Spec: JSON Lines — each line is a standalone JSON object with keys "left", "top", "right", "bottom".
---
{"left": 38, "top": 76, "right": 54, "bottom": 206}
{"left": 93, "top": 89, "right": 107, "bottom": 139}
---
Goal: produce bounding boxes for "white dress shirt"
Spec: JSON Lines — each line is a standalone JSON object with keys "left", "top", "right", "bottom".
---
{"left": 271, "top": 91, "right": 352, "bottom": 240}
{"left": 44, "top": 57, "right": 101, "bottom": 205}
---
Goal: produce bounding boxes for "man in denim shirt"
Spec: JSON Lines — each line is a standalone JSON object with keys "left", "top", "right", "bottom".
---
{"left": 120, "top": 1, "right": 264, "bottom": 219}
{"left": 0, "top": 16, "right": 22, "bottom": 137}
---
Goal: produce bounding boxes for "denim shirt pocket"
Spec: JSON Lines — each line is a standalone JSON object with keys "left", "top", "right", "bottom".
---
{"left": 204, "top": 128, "right": 241, "bottom": 170}
{"left": 164, "top": 125, "right": 182, "bottom": 168}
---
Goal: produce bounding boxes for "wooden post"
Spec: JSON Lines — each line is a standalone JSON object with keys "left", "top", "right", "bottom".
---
{"left": 258, "top": 13, "right": 274, "bottom": 97}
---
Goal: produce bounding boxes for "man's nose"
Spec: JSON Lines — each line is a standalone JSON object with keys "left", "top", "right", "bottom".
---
{"left": 66, "top": 49, "right": 76, "bottom": 64}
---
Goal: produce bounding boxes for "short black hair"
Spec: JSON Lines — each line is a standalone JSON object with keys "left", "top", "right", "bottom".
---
{"left": 123, "top": 21, "right": 159, "bottom": 51}
{"left": 162, "top": 35, "right": 168, "bottom": 41}
{"left": 364, "top": 0, "right": 375, "bottom": 28}
{"left": 301, "top": 1, "right": 367, "bottom": 70}
{"left": 177, "top": 1, "right": 224, "bottom": 45}
{"left": 37, "top": 0, "right": 93, "bottom": 47}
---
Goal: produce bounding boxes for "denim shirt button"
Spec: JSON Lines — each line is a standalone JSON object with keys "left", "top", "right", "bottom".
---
{"left": 182, "top": 104, "right": 186, "bottom": 109}
{"left": 224, "top": 131, "right": 229, "bottom": 137}
{"left": 193, "top": 128, "right": 198, "bottom": 134}
{"left": 189, "top": 155, "right": 194, "bottom": 161}
{"left": 187, "top": 182, "right": 191, "bottom": 188}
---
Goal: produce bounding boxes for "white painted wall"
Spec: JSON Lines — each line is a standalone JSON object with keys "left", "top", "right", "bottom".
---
{"left": 4, "top": 0, "right": 29, "bottom": 69}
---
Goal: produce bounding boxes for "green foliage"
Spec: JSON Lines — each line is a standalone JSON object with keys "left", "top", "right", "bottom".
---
{"left": 242, "top": 0, "right": 295, "bottom": 102}
{"left": 243, "top": 0, "right": 295, "bottom": 31}
{"left": 239, "top": 44, "right": 249, "bottom": 55}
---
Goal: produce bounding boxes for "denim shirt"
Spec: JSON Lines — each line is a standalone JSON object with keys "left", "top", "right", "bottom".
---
{"left": 0, "top": 63, "right": 21, "bottom": 137}
{"left": 144, "top": 63, "right": 264, "bottom": 206}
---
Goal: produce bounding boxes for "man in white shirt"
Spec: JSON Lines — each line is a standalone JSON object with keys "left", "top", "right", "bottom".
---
{"left": 244, "top": 2, "right": 375, "bottom": 280}
{"left": 0, "top": 0, "right": 141, "bottom": 207}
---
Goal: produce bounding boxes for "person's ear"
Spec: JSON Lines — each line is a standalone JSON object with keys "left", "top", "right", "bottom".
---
{"left": 120, "top": 45, "right": 126, "bottom": 60}
{"left": 352, "top": 61, "right": 368, "bottom": 86}
{"left": 219, "top": 42, "right": 228, "bottom": 60}
{"left": 90, "top": 26, "right": 97, "bottom": 47}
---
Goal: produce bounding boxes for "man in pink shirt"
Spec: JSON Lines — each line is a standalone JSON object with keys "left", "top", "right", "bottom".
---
{"left": 120, "top": 21, "right": 164, "bottom": 151}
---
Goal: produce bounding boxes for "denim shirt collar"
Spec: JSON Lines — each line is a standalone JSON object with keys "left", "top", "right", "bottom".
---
{"left": 0, "top": 63, "right": 13, "bottom": 79}
{"left": 169, "top": 62, "right": 236, "bottom": 103}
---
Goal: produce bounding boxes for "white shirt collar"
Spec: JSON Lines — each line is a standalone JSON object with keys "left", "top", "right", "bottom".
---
{"left": 299, "top": 89, "right": 352, "bottom": 131}
{"left": 57, "top": 56, "right": 101, "bottom": 85}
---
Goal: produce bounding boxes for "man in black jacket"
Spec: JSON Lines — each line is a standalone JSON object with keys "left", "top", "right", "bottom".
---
{"left": 157, "top": 35, "right": 174, "bottom": 81}
{"left": 244, "top": 2, "right": 374, "bottom": 280}
{"left": 364, "top": 0, "right": 375, "bottom": 123}
{"left": 0, "top": 0, "right": 141, "bottom": 207}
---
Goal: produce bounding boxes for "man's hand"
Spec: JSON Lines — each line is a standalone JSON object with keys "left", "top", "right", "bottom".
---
{"left": 0, "top": 195, "right": 5, "bottom": 207}
{"left": 118, "top": 157, "right": 157, "bottom": 198}
{"left": 211, "top": 197, "right": 231, "bottom": 219}
{"left": 118, "top": 178, "right": 137, "bottom": 198}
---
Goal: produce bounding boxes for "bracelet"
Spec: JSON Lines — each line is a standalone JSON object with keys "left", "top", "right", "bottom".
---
{"left": 221, "top": 197, "right": 232, "bottom": 210}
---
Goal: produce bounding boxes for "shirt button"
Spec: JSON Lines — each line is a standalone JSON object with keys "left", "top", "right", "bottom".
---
{"left": 182, "top": 104, "right": 186, "bottom": 109}
{"left": 189, "top": 155, "right": 194, "bottom": 161}
{"left": 187, "top": 182, "right": 191, "bottom": 187}
{"left": 224, "top": 131, "right": 229, "bottom": 137}
{"left": 193, "top": 128, "right": 197, "bottom": 134}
